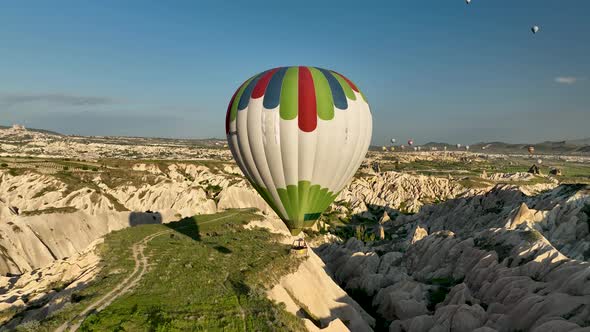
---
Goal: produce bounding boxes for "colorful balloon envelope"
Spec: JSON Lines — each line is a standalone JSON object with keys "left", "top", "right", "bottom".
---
{"left": 225, "top": 66, "right": 372, "bottom": 235}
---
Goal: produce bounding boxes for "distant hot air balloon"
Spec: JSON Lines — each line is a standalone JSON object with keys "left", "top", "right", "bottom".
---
{"left": 417, "top": 146, "right": 422, "bottom": 151}
{"left": 465, "top": 145, "right": 470, "bottom": 151}
{"left": 444, "top": 146, "right": 448, "bottom": 151}
{"left": 408, "top": 139, "right": 414, "bottom": 146}
{"left": 390, "top": 146, "right": 395, "bottom": 152}
{"left": 413, "top": 147, "right": 418, "bottom": 151}
{"left": 391, "top": 138, "right": 396, "bottom": 144}
{"left": 400, "top": 145, "right": 406, "bottom": 150}
{"left": 456, "top": 143, "right": 462, "bottom": 149}
{"left": 466, "top": 0, "right": 471, "bottom": 4}
{"left": 226, "top": 66, "right": 372, "bottom": 235}
{"left": 382, "top": 146, "right": 387, "bottom": 151}
{"left": 537, "top": 159, "right": 543, "bottom": 165}
{"left": 531, "top": 26, "right": 540, "bottom": 34}
{"left": 528, "top": 146, "right": 535, "bottom": 155}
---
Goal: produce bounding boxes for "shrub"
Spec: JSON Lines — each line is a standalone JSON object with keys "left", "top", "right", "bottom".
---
{"left": 1, "top": 163, "right": 7, "bottom": 167}
{"left": 15, "top": 320, "right": 40, "bottom": 332}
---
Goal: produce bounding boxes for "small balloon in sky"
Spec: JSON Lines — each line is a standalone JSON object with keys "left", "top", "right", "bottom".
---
{"left": 465, "top": 0, "right": 472, "bottom": 4}
{"left": 531, "top": 26, "right": 540, "bottom": 34}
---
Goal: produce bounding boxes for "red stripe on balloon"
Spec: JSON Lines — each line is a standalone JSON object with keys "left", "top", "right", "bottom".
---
{"left": 298, "top": 66, "right": 317, "bottom": 132}
{"left": 334, "top": 71, "right": 359, "bottom": 92}
{"left": 225, "top": 88, "right": 239, "bottom": 134}
{"left": 252, "top": 68, "right": 279, "bottom": 99}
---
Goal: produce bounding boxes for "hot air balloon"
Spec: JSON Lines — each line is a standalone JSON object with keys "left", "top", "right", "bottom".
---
{"left": 413, "top": 147, "right": 418, "bottom": 151}
{"left": 382, "top": 146, "right": 387, "bottom": 151}
{"left": 391, "top": 138, "right": 396, "bottom": 144}
{"left": 466, "top": 0, "right": 471, "bottom": 4}
{"left": 400, "top": 145, "right": 406, "bottom": 150}
{"left": 528, "top": 146, "right": 535, "bottom": 155}
{"left": 390, "top": 146, "right": 395, "bottom": 152}
{"left": 537, "top": 159, "right": 543, "bottom": 165}
{"left": 226, "top": 66, "right": 372, "bottom": 235}
{"left": 465, "top": 145, "right": 470, "bottom": 151}
{"left": 408, "top": 139, "right": 414, "bottom": 146}
{"left": 531, "top": 26, "right": 540, "bottom": 34}
{"left": 456, "top": 143, "right": 462, "bottom": 149}
{"left": 444, "top": 146, "right": 448, "bottom": 151}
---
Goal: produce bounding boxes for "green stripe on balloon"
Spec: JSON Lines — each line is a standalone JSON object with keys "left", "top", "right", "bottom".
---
{"left": 250, "top": 182, "right": 285, "bottom": 221}
{"left": 277, "top": 188, "right": 294, "bottom": 221}
{"left": 280, "top": 67, "right": 299, "bottom": 120}
{"left": 314, "top": 188, "right": 330, "bottom": 212}
{"left": 287, "top": 185, "right": 299, "bottom": 221}
{"left": 278, "top": 184, "right": 304, "bottom": 234}
{"left": 297, "top": 181, "right": 311, "bottom": 225}
{"left": 306, "top": 184, "right": 321, "bottom": 215}
{"left": 360, "top": 91, "right": 368, "bottom": 103}
{"left": 331, "top": 72, "right": 357, "bottom": 101}
{"left": 230, "top": 77, "right": 255, "bottom": 121}
{"left": 254, "top": 180, "right": 342, "bottom": 235}
{"left": 308, "top": 67, "right": 334, "bottom": 120}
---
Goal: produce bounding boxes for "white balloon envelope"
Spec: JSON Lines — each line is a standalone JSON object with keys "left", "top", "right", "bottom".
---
{"left": 225, "top": 66, "right": 372, "bottom": 235}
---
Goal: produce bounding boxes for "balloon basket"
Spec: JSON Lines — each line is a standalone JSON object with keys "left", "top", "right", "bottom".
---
{"left": 290, "top": 238, "right": 309, "bottom": 257}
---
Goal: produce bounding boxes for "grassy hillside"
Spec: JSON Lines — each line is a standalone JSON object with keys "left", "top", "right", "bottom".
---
{"left": 27, "top": 210, "right": 305, "bottom": 331}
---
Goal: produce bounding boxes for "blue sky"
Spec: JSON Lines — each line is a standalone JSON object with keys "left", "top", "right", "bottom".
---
{"left": 1, "top": 0, "right": 588, "bottom": 145}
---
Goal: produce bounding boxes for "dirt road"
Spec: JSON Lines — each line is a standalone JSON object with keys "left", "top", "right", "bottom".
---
{"left": 56, "top": 212, "right": 238, "bottom": 332}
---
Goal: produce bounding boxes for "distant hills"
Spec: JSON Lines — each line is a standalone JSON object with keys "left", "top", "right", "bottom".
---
{"left": 373, "top": 138, "right": 590, "bottom": 155}
{"left": 1, "top": 124, "right": 588, "bottom": 155}
{"left": 0, "top": 125, "right": 63, "bottom": 136}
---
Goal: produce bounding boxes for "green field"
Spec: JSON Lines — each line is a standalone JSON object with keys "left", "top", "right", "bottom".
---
{"left": 24, "top": 210, "right": 305, "bottom": 331}
{"left": 378, "top": 156, "right": 590, "bottom": 186}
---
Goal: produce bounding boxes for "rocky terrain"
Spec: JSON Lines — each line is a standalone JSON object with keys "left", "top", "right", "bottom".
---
{"left": 0, "top": 124, "right": 231, "bottom": 161}
{"left": 317, "top": 182, "right": 590, "bottom": 331}
{"left": 1, "top": 126, "right": 589, "bottom": 331}
{"left": 0, "top": 163, "right": 269, "bottom": 275}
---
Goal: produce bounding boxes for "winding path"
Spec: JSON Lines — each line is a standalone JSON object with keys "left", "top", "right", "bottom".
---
{"left": 56, "top": 212, "right": 238, "bottom": 332}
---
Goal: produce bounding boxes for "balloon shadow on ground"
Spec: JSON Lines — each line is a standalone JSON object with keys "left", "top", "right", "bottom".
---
{"left": 163, "top": 216, "right": 201, "bottom": 242}
{"left": 129, "top": 211, "right": 163, "bottom": 227}
{"left": 212, "top": 245, "right": 232, "bottom": 254}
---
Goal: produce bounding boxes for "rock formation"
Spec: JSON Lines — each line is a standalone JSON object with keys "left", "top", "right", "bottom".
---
{"left": 317, "top": 183, "right": 590, "bottom": 331}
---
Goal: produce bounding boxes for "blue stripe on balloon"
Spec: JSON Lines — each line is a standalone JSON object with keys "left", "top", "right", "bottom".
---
{"left": 263, "top": 67, "right": 288, "bottom": 109}
{"left": 317, "top": 68, "right": 348, "bottom": 110}
{"left": 238, "top": 71, "right": 266, "bottom": 111}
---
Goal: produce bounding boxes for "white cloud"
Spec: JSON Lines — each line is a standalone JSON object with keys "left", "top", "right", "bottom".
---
{"left": 554, "top": 77, "right": 578, "bottom": 84}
